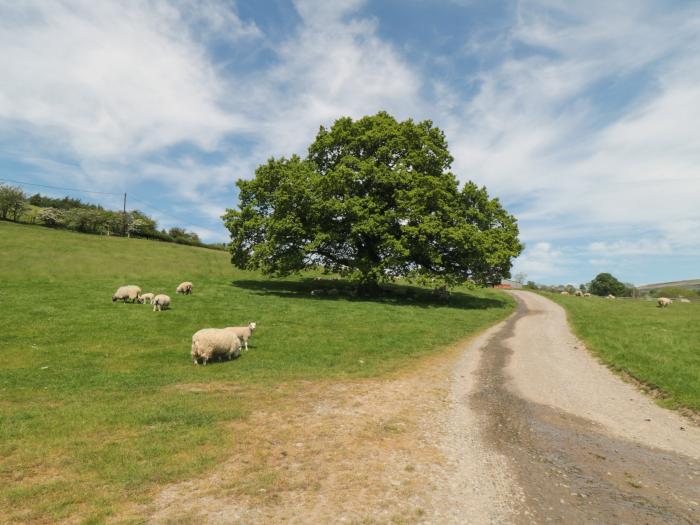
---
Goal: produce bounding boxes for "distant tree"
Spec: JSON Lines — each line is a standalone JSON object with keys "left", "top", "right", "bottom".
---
{"left": 513, "top": 272, "right": 527, "bottom": 285}
{"left": 564, "top": 284, "right": 576, "bottom": 294}
{"left": 525, "top": 280, "right": 538, "bottom": 290}
{"left": 224, "top": 112, "right": 522, "bottom": 293}
{"left": 579, "top": 283, "right": 587, "bottom": 292}
{"left": 0, "top": 184, "right": 27, "bottom": 221}
{"left": 37, "top": 207, "right": 65, "bottom": 227}
{"left": 589, "top": 272, "right": 627, "bottom": 297}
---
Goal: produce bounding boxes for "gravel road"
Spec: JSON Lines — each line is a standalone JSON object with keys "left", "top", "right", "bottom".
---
{"left": 148, "top": 290, "right": 700, "bottom": 524}
{"left": 442, "top": 290, "right": 700, "bottom": 523}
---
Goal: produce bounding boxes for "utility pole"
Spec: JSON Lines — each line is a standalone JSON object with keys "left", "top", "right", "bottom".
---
{"left": 122, "top": 192, "right": 127, "bottom": 237}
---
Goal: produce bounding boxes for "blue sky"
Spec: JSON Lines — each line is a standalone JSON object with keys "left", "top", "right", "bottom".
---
{"left": 1, "top": 0, "right": 699, "bottom": 286}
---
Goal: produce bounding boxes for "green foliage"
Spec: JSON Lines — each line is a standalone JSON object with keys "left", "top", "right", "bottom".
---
{"left": 28, "top": 192, "right": 103, "bottom": 210}
{"left": 0, "top": 221, "right": 513, "bottom": 521}
{"left": 224, "top": 112, "right": 522, "bottom": 292}
{"left": 525, "top": 280, "right": 538, "bottom": 290}
{"left": 589, "top": 272, "right": 627, "bottom": 297}
{"left": 0, "top": 183, "right": 28, "bottom": 220}
{"left": 548, "top": 292, "right": 700, "bottom": 411}
{"left": 650, "top": 287, "right": 698, "bottom": 298}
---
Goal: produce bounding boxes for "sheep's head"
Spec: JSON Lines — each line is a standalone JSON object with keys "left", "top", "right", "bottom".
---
{"left": 249, "top": 322, "right": 257, "bottom": 331}
{"left": 112, "top": 295, "right": 117, "bottom": 302}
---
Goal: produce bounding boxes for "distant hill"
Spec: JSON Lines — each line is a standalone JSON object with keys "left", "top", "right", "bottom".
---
{"left": 637, "top": 279, "right": 700, "bottom": 291}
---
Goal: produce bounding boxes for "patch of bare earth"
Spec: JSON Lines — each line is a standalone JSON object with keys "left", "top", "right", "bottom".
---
{"left": 140, "top": 327, "right": 519, "bottom": 525}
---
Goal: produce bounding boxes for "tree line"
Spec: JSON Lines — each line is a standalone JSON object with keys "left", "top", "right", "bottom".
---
{"left": 0, "top": 183, "right": 224, "bottom": 250}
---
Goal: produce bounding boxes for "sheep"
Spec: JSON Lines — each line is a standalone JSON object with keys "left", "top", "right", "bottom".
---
{"left": 138, "top": 292, "right": 155, "bottom": 304}
{"left": 657, "top": 297, "right": 673, "bottom": 308}
{"left": 229, "top": 322, "right": 257, "bottom": 351}
{"left": 176, "top": 281, "right": 193, "bottom": 295}
{"left": 152, "top": 294, "right": 171, "bottom": 311}
{"left": 679, "top": 298, "right": 691, "bottom": 303}
{"left": 191, "top": 328, "right": 243, "bottom": 365}
{"left": 584, "top": 292, "right": 592, "bottom": 297}
{"left": 575, "top": 290, "right": 584, "bottom": 297}
{"left": 606, "top": 294, "right": 616, "bottom": 299}
{"left": 560, "top": 291, "right": 569, "bottom": 296}
{"left": 112, "top": 285, "right": 142, "bottom": 303}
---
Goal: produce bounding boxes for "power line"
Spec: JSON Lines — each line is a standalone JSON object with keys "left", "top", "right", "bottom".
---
{"left": 0, "top": 177, "right": 123, "bottom": 196}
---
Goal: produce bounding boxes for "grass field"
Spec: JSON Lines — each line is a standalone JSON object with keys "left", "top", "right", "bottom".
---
{"left": 546, "top": 292, "right": 700, "bottom": 412}
{"left": 0, "top": 221, "right": 514, "bottom": 523}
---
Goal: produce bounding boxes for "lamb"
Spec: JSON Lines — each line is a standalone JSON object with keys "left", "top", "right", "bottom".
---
{"left": 575, "top": 290, "right": 584, "bottom": 297}
{"left": 657, "top": 297, "right": 673, "bottom": 308}
{"left": 229, "top": 322, "right": 257, "bottom": 351}
{"left": 112, "top": 285, "right": 142, "bottom": 303}
{"left": 152, "top": 294, "right": 171, "bottom": 311}
{"left": 138, "top": 292, "right": 155, "bottom": 304}
{"left": 176, "top": 281, "right": 193, "bottom": 295}
{"left": 191, "top": 328, "right": 243, "bottom": 365}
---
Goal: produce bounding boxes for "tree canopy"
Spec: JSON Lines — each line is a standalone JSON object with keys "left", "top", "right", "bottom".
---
{"left": 589, "top": 272, "right": 627, "bottom": 297}
{"left": 223, "top": 112, "right": 523, "bottom": 291}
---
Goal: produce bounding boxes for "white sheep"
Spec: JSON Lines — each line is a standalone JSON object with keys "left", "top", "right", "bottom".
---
{"left": 112, "top": 285, "right": 142, "bottom": 303}
{"left": 657, "top": 297, "right": 673, "bottom": 308}
{"left": 679, "top": 298, "right": 691, "bottom": 303}
{"left": 606, "top": 294, "right": 616, "bottom": 299}
{"left": 191, "top": 328, "right": 243, "bottom": 365}
{"left": 584, "top": 292, "right": 592, "bottom": 297}
{"left": 560, "top": 291, "right": 569, "bottom": 296}
{"left": 575, "top": 290, "right": 584, "bottom": 297}
{"left": 152, "top": 294, "right": 171, "bottom": 311}
{"left": 229, "top": 322, "right": 257, "bottom": 352}
{"left": 138, "top": 292, "right": 155, "bottom": 304}
{"left": 176, "top": 281, "right": 193, "bottom": 295}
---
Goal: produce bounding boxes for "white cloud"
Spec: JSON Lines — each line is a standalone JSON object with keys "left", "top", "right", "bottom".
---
{"left": 440, "top": 0, "right": 700, "bottom": 281}
{"left": 513, "top": 241, "right": 565, "bottom": 280}
{"left": 588, "top": 239, "right": 672, "bottom": 256}
{"left": 0, "top": 1, "right": 252, "bottom": 161}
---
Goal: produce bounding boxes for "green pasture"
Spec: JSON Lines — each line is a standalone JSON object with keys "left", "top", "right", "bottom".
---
{"left": 547, "top": 292, "right": 700, "bottom": 411}
{"left": 0, "top": 221, "right": 513, "bottom": 523}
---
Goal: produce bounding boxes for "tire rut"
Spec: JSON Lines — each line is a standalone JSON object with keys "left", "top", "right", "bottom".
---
{"left": 470, "top": 295, "right": 700, "bottom": 524}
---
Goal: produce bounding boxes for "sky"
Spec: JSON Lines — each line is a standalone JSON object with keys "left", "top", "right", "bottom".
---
{"left": 1, "top": 0, "right": 699, "bottom": 286}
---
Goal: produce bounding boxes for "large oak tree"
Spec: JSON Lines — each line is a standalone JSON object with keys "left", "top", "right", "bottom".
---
{"left": 223, "top": 112, "right": 522, "bottom": 292}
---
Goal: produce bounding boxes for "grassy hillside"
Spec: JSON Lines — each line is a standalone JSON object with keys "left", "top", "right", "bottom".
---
{"left": 547, "top": 293, "right": 700, "bottom": 411}
{"left": 0, "top": 221, "right": 514, "bottom": 523}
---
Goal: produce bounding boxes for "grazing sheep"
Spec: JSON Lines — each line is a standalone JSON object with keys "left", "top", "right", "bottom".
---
{"left": 152, "top": 294, "right": 171, "bottom": 311}
{"left": 138, "top": 292, "right": 155, "bottom": 304}
{"left": 606, "top": 294, "right": 616, "bottom": 299}
{"left": 191, "top": 328, "right": 242, "bottom": 365}
{"left": 575, "top": 290, "right": 584, "bottom": 297}
{"left": 176, "top": 281, "right": 193, "bottom": 295}
{"left": 229, "top": 322, "right": 257, "bottom": 351}
{"left": 584, "top": 292, "right": 592, "bottom": 297}
{"left": 657, "top": 297, "right": 673, "bottom": 308}
{"left": 679, "top": 298, "right": 691, "bottom": 303}
{"left": 112, "top": 285, "right": 142, "bottom": 303}
{"left": 560, "top": 291, "right": 569, "bottom": 296}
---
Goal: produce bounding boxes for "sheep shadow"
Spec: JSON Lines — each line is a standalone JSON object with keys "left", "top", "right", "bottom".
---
{"left": 230, "top": 278, "right": 507, "bottom": 311}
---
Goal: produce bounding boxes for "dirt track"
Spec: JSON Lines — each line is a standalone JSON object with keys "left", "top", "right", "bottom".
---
{"left": 146, "top": 291, "right": 700, "bottom": 524}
